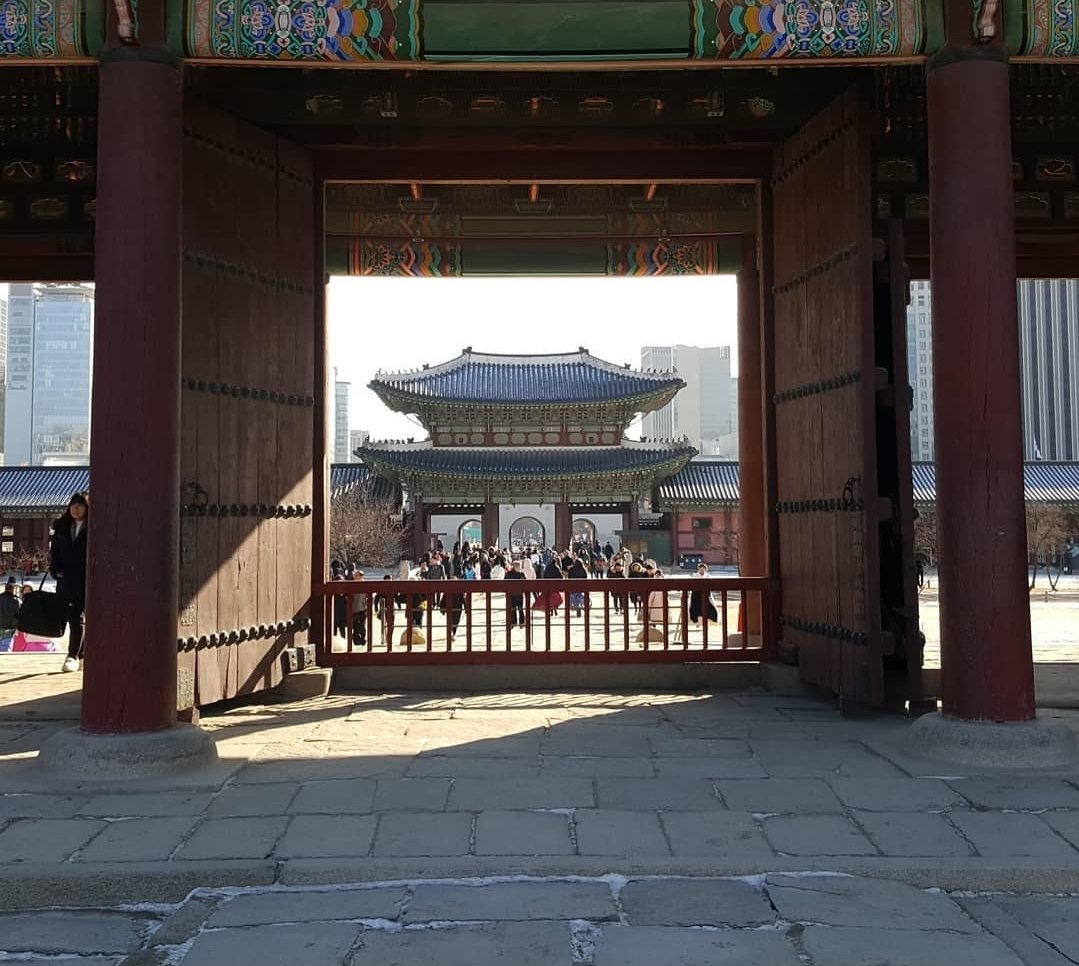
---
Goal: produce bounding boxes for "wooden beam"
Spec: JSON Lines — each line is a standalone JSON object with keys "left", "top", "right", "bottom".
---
{"left": 315, "top": 146, "right": 769, "bottom": 184}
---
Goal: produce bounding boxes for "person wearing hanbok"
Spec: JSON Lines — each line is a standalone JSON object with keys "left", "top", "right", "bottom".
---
{"left": 689, "top": 562, "right": 718, "bottom": 624}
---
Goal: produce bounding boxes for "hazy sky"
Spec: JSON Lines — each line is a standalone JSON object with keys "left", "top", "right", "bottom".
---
{"left": 328, "top": 275, "right": 739, "bottom": 440}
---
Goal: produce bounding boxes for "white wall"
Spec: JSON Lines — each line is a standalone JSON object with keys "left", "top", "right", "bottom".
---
{"left": 428, "top": 512, "right": 484, "bottom": 549}
{"left": 572, "top": 512, "right": 623, "bottom": 552}
{"left": 499, "top": 503, "right": 555, "bottom": 549}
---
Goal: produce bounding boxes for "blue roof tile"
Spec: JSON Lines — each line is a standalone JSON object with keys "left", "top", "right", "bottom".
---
{"left": 655, "top": 460, "right": 740, "bottom": 507}
{"left": 0, "top": 466, "right": 90, "bottom": 513}
{"left": 658, "top": 460, "right": 1079, "bottom": 507}
{"left": 330, "top": 464, "right": 400, "bottom": 504}
{"left": 358, "top": 441, "right": 696, "bottom": 478}
{"left": 370, "top": 349, "right": 683, "bottom": 404}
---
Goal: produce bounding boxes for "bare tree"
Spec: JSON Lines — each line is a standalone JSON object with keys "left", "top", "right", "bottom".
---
{"left": 913, "top": 508, "right": 938, "bottom": 569}
{"left": 330, "top": 491, "right": 404, "bottom": 568}
{"left": 1026, "top": 503, "right": 1070, "bottom": 589}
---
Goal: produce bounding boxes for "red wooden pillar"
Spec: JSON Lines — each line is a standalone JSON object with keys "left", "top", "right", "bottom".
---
{"left": 554, "top": 502, "right": 572, "bottom": 550}
{"left": 928, "top": 53, "right": 1034, "bottom": 722}
{"left": 738, "top": 236, "right": 765, "bottom": 632}
{"left": 482, "top": 502, "right": 500, "bottom": 548}
{"left": 82, "top": 55, "right": 182, "bottom": 733}
{"left": 412, "top": 498, "right": 427, "bottom": 560}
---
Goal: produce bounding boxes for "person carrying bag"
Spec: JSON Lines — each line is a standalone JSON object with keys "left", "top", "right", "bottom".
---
{"left": 48, "top": 492, "right": 89, "bottom": 672}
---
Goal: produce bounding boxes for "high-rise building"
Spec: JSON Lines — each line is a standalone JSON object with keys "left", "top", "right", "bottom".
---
{"left": 906, "top": 279, "right": 1079, "bottom": 461}
{"left": 334, "top": 378, "right": 351, "bottom": 463}
{"left": 906, "top": 281, "right": 934, "bottom": 460}
{"left": 1018, "top": 279, "right": 1079, "bottom": 461}
{"left": 3, "top": 283, "right": 94, "bottom": 466}
{"left": 641, "top": 345, "right": 736, "bottom": 454}
{"left": 0, "top": 292, "right": 7, "bottom": 462}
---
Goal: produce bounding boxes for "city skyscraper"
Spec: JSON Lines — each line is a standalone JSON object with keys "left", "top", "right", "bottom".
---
{"left": 641, "top": 345, "right": 736, "bottom": 455}
{"left": 3, "top": 283, "right": 94, "bottom": 466}
{"left": 906, "top": 279, "right": 1079, "bottom": 461}
{"left": 906, "top": 281, "right": 934, "bottom": 460}
{"left": 0, "top": 292, "right": 7, "bottom": 462}
{"left": 1018, "top": 279, "right": 1079, "bottom": 461}
{"left": 334, "top": 378, "right": 351, "bottom": 463}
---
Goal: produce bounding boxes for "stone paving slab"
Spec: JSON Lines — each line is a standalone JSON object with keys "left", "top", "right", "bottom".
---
{"left": 573, "top": 810, "right": 669, "bottom": 857}
{"left": 474, "top": 810, "right": 575, "bottom": 856}
{"left": 950, "top": 777, "right": 1079, "bottom": 810}
{"left": 592, "top": 925, "right": 800, "bottom": 966}
{"left": 176, "top": 816, "right": 288, "bottom": 860}
{"left": 764, "top": 873, "right": 978, "bottom": 931}
{"left": 852, "top": 810, "right": 976, "bottom": 857}
{"left": 995, "top": 895, "right": 1079, "bottom": 962}
{"left": 947, "top": 811, "right": 1077, "bottom": 859}
{"left": 2, "top": 688, "right": 1079, "bottom": 907}
{"left": 660, "top": 811, "right": 774, "bottom": 860}
{"left": 799, "top": 925, "right": 1024, "bottom": 966}
{"left": 75, "top": 817, "right": 195, "bottom": 862}
{"left": 3, "top": 875, "right": 1079, "bottom": 965}
{"left": 594, "top": 777, "right": 722, "bottom": 811}
{"left": 77, "top": 792, "right": 213, "bottom": 818}
{"left": 207, "top": 887, "right": 407, "bottom": 927}
{"left": 274, "top": 815, "right": 377, "bottom": 858}
{"left": 0, "top": 817, "right": 104, "bottom": 862}
{"left": 404, "top": 881, "right": 616, "bottom": 922}
{"left": 715, "top": 778, "right": 844, "bottom": 813}
{"left": 826, "top": 777, "right": 967, "bottom": 811}
{"left": 617, "top": 879, "right": 774, "bottom": 926}
{"left": 652, "top": 756, "right": 769, "bottom": 779}
{"left": 763, "top": 814, "right": 878, "bottom": 856}
{"left": 447, "top": 778, "right": 595, "bottom": 811}
{"left": 0, "top": 793, "right": 87, "bottom": 819}
{"left": 354, "top": 922, "right": 571, "bottom": 966}
{"left": 182, "top": 921, "right": 362, "bottom": 966}
{"left": 0, "top": 910, "right": 151, "bottom": 953}
{"left": 371, "top": 811, "right": 473, "bottom": 857}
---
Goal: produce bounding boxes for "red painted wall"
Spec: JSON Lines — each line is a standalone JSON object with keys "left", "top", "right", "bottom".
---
{"left": 673, "top": 508, "right": 740, "bottom": 565}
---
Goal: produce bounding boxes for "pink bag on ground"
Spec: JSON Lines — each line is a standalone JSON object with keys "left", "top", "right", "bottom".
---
{"left": 12, "top": 630, "right": 60, "bottom": 652}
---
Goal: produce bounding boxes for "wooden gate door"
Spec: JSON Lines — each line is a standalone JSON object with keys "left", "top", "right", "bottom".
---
{"left": 771, "top": 86, "right": 919, "bottom": 709}
{"left": 177, "top": 101, "right": 316, "bottom": 708}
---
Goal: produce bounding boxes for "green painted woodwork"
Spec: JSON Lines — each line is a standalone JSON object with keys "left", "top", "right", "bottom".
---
{"left": 1004, "top": 0, "right": 1079, "bottom": 57}
{"left": 10, "top": 0, "right": 1079, "bottom": 64}
{"left": 422, "top": 0, "right": 689, "bottom": 60}
{"left": 463, "top": 244, "right": 608, "bottom": 275}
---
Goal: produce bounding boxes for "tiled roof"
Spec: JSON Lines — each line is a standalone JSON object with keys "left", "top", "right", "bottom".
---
{"left": 655, "top": 459, "right": 740, "bottom": 507}
{"left": 370, "top": 348, "right": 684, "bottom": 404}
{"left": 912, "top": 461, "right": 1079, "bottom": 505}
{"left": 660, "top": 460, "right": 1079, "bottom": 508}
{"left": 0, "top": 466, "right": 90, "bottom": 513}
{"left": 330, "top": 464, "right": 401, "bottom": 504}
{"left": 357, "top": 440, "right": 697, "bottom": 478}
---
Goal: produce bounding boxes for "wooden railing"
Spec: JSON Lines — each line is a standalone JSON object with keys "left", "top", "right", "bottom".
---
{"left": 318, "top": 576, "right": 776, "bottom": 665}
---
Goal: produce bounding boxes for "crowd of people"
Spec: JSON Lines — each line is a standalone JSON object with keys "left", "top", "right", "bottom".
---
{"left": 330, "top": 540, "right": 718, "bottom": 644}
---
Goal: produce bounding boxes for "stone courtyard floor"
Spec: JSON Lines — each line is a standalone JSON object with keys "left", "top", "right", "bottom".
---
{"left": 2, "top": 674, "right": 1079, "bottom": 964}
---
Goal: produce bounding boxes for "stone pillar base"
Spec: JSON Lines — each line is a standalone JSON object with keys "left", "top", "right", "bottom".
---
{"left": 904, "top": 712, "right": 1077, "bottom": 769}
{"left": 34, "top": 724, "right": 219, "bottom": 787}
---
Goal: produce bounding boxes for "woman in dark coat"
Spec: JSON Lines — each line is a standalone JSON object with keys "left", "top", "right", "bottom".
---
{"left": 50, "top": 492, "right": 89, "bottom": 672}
{"left": 567, "top": 557, "right": 589, "bottom": 616}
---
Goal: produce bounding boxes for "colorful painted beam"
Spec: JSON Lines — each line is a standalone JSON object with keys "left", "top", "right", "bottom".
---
{"left": 1005, "top": 0, "right": 1079, "bottom": 57}
{"left": 2, "top": 0, "right": 1076, "bottom": 64}
{"left": 324, "top": 237, "right": 743, "bottom": 276}
{"left": 0, "top": 0, "right": 102, "bottom": 58}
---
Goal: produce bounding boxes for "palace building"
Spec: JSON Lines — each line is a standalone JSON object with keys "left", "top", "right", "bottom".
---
{"left": 357, "top": 348, "right": 696, "bottom": 555}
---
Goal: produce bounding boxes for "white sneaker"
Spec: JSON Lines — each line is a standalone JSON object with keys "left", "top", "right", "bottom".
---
{"left": 62, "top": 656, "right": 80, "bottom": 673}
